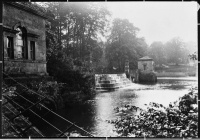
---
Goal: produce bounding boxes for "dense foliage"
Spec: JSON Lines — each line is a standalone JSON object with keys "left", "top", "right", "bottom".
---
{"left": 44, "top": 2, "right": 110, "bottom": 63}
{"left": 40, "top": 2, "right": 111, "bottom": 100}
{"left": 109, "top": 87, "right": 198, "bottom": 137}
{"left": 147, "top": 41, "right": 166, "bottom": 66}
{"left": 105, "top": 18, "right": 148, "bottom": 73}
{"left": 3, "top": 80, "right": 64, "bottom": 111}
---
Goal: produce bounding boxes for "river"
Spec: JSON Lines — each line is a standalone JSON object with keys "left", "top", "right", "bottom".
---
{"left": 48, "top": 77, "right": 198, "bottom": 137}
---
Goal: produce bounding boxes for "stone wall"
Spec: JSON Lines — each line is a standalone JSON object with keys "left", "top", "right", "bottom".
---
{"left": 4, "top": 60, "right": 46, "bottom": 75}
{"left": 135, "top": 70, "right": 157, "bottom": 83}
{"left": 3, "top": 2, "right": 47, "bottom": 75}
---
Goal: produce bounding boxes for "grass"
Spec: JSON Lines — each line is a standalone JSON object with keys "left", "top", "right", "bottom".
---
{"left": 155, "top": 64, "right": 196, "bottom": 77}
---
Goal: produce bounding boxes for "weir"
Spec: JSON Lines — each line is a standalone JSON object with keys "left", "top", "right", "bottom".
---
{"left": 95, "top": 73, "right": 132, "bottom": 92}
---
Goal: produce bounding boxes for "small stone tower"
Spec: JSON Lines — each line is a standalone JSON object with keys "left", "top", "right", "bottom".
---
{"left": 135, "top": 56, "right": 157, "bottom": 83}
{"left": 125, "top": 59, "right": 130, "bottom": 78}
{"left": 138, "top": 56, "right": 154, "bottom": 72}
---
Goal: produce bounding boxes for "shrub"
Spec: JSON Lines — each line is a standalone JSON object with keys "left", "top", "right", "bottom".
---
{"left": 109, "top": 87, "right": 198, "bottom": 137}
{"left": 47, "top": 48, "right": 95, "bottom": 102}
{"left": 5, "top": 80, "right": 65, "bottom": 111}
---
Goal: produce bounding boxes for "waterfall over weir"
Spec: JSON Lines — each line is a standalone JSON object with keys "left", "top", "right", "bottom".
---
{"left": 95, "top": 73, "right": 132, "bottom": 92}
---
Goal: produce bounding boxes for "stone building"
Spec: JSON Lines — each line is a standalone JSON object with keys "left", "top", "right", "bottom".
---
{"left": 135, "top": 56, "right": 157, "bottom": 83}
{"left": 3, "top": 2, "right": 48, "bottom": 75}
{"left": 138, "top": 56, "right": 154, "bottom": 72}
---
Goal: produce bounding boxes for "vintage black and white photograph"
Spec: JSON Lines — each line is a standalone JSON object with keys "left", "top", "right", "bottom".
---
{"left": 2, "top": 1, "right": 198, "bottom": 138}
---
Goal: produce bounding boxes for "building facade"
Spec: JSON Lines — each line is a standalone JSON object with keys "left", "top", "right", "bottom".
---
{"left": 138, "top": 56, "right": 154, "bottom": 72}
{"left": 3, "top": 2, "right": 47, "bottom": 75}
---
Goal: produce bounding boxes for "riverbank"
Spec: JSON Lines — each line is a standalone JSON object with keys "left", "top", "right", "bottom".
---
{"left": 155, "top": 72, "right": 197, "bottom": 77}
{"left": 155, "top": 64, "right": 197, "bottom": 77}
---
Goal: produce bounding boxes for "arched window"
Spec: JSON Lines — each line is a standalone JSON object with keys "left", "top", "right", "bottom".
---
{"left": 16, "top": 27, "right": 28, "bottom": 59}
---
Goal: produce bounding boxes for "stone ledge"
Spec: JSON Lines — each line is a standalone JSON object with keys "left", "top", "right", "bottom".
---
{"left": 4, "top": 59, "right": 47, "bottom": 64}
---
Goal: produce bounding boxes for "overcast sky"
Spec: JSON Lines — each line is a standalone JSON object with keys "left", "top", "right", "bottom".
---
{"left": 106, "top": 2, "right": 198, "bottom": 46}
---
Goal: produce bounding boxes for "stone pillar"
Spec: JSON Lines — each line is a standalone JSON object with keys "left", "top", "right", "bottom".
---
{"left": 125, "top": 59, "right": 130, "bottom": 78}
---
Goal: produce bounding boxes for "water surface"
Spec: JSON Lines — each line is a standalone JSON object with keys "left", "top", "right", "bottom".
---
{"left": 57, "top": 77, "right": 198, "bottom": 137}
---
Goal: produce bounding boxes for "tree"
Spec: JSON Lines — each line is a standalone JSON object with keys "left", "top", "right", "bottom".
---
{"left": 39, "top": 2, "right": 111, "bottom": 73}
{"left": 164, "top": 37, "right": 188, "bottom": 65}
{"left": 34, "top": 2, "right": 111, "bottom": 99}
{"left": 46, "top": 2, "right": 110, "bottom": 61}
{"left": 106, "top": 18, "right": 147, "bottom": 73}
{"left": 148, "top": 41, "right": 166, "bottom": 66}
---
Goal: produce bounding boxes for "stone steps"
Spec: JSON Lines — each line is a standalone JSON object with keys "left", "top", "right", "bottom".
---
{"left": 95, "top": 73, "right": 132, "bottom": 92}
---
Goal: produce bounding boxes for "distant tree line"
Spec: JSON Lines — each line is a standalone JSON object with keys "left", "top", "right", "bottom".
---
{"left": 147, "top": 38, "right": 197, "bottom": 66}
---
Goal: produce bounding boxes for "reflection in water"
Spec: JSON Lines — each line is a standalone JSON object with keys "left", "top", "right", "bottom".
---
{"left": 57, "top": 77, "right": 197, "bottom": 137}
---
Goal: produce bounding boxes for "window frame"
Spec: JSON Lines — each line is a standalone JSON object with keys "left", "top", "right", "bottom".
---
{"left": 6, "top": 36, "right": 14, "bottom": 59}
{"left": 30, "top": 41, "right": 36, "bottom": 60}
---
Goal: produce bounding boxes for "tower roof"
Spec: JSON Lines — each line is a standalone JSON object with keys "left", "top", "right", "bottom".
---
{"left": 138, "top": 56, "right": 153, "bottom": 61}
